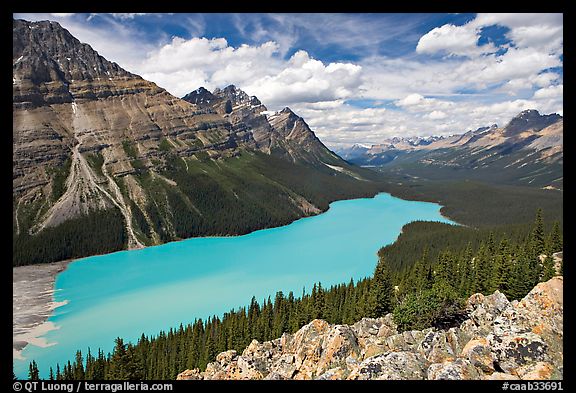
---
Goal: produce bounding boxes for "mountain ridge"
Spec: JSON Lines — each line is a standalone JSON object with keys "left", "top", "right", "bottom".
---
{"left": 12, "top": 18, "right": 383, "bottom": 266}
{"left": 337, "top": 110, "right": 563, "bottom": 189}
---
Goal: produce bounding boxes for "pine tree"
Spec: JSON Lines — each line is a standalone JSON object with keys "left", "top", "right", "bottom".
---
{"left": 367, "top": 259, "right": 393, "bottom": 317}
{"left": 530, "top": 209, "right": 546, "bottom": 259}
{"left": 107, "top": 338, "right": 129, "bottom": 379}
{"left": 542, "top": 255, "right": 556, "bottom": 281}
{"left": 548, "top": 221, "right": 562, "bottom": 253}
{"left": 73, "top": 350, "right": 85, "bottom": 380}
{"left": 49, "top": 367, "right": 54, "bottom": 380}
{"left": 506, "top": 251, "right": 533, "bottom": 300}
{"left": 28, "top": 360, "right": 39, "bottom": 380}
{"left": 470, "top": 244, "right": 485, "bottom": 294}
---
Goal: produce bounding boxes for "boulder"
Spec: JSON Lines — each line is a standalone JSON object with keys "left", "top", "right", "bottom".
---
{"left": 347, "top": 351, "right": 427, "bottom": 380}
{"left": 417, "top": 330, "right": 456, "bottom": 363}
{"left": 516, "top": 362, "right": 556, "bottom": 380}
{"left": 461, "top": 337, "right": 496, "bottom": 373}
{"left": 427, "top": 358, "right": 481, "bottom": 380}
{"left": 488, "top": 332, "right": 549, "bottom": 374}
{"left": 316, "top": 324, "right": 361, "bottom": 375}
{"left": 176, "top": 369, "right": 203, "bottom": 380}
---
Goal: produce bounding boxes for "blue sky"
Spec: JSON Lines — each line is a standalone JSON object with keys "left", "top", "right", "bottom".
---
{"left": 14, "top": 13, "right": 563, "bottom": 148}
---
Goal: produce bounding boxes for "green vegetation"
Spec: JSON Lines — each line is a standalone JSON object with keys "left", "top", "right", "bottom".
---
{"left": 13, "top": 209, "right": 127, "bottom": 266}
{"left": 46, "top": 158, "right": 72, "bottom": 202}
{"left": 33, "top": 209, "right": 561, "bottom": 380}
{"left": 378, "top": 173, "right": 562, "bottom": 227}
{"left": 131, "top": 150, "right": 383, "bottom": 244}
{"left": 84, "top": 153, "right": 105, "bottom": 177}
{"left": 158, "top": 138, "right": 172, "bottom": 152}
{"left": 122, "top": 140, "right": 138, "bottom": 159}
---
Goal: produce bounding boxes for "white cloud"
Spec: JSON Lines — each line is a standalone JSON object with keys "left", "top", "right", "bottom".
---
{"left": 416, "top": 23, "right": 496, "bottom": 57}
{"left": 426, "top": 110, "right": 447, "bottom": 120}
{"left": 397, "top": 93, "right": 425, "bottom": 107}
{"left": 533, "top": 84, "right": 563, "bottom": 100}
{"left": 109, "top": 13, "right": 149, "bottom": 20}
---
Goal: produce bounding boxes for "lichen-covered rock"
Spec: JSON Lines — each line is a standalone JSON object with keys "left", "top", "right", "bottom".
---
{"left": 467, "top": 290, "right": 511, "bottom": 334}
{"left": 516, "top": 277, "right": 563, "bottom": 339}
{"left": 484, "top": 372, "right": 520, "bottom": 380}
{"left": 427, "top": 358, "right": 481, "bottom": 380}
{"left": 417, "top": 330, "right": 456, "bottom": 363}
{"left": 316, "top": 324, "right": 361, "bottom": 375}
{"left": 347, "top": 352, "right": 427, "bottom": 380}
{"left": 461, "top": 337, "right": 496, "bottom": 373}
{"left": 264, "top": 354, "right": 297, "bottom": 380}
{"left": 315, "top": 367, "right": 348, "bottom": 380}
{"left": 176, "top": 369, "right": 203, "bottom": 380}
{"left": 516, "top": 362, "right": 556, "bottom": 380}
{"left": 385, "top": 329, "right": 429, "bottom": 352}
{"left": 216, "top": 350, "right": 237, "bottom": 366}
{"left": 488, "top": 332, "right": 549, "bottom": 374}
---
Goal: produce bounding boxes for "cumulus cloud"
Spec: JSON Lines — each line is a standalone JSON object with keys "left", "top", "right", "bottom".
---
{"left": 533, "top": 84, "right": 563, "bottom": 100}
{"left": 416, "top": 23, "right": 496, "bottom": 57}
{"left": 138, "top": 38, "right": 363, "bottom": 105}
{"left": 426, "top": 110, "right": 447, "bottom": 120}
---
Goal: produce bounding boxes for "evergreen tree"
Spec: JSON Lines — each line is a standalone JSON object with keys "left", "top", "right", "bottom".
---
{"left": 506, "top": 251, "right": 533, "bottom": 300}
{"left": 530, "top": 209, "right": 546, "bottom": 259}
{"left": 28, "top": 360, "right": 39, "bottom": 380}
{"left": 548, "top": 221, "right": 563, "bottom": 253}
{"left": 367, "top": 259, "right": 394, "bottom": 317}
{"left": 107, "top": 338, "right": 129, "bottom": 379}
{"left": 471, "top": 244, "right": 490, "bottom": 294}
{"left": 542, "top": 255, "right": 556, "bottom": 281}
{"left": 73, "top": 350, "right": 85, "bottom": 380}
{"left": 49, "top": 367, "right": 54, "bottom": 381}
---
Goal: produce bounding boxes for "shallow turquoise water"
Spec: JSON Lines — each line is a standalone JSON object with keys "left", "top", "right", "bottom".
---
{"left": 14, "top": 193, "right": 454, "bottom": 378}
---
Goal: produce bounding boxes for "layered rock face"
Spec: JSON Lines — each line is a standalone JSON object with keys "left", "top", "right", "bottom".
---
{"left": 13, "top": 19, "right": 361, "bottom": 260}
{"left": 177, "top": 276, "right": 563, "bottom": 380}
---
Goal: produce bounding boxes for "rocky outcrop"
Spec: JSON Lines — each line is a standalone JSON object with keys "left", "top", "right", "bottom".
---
{"left": 177, "top": 277, "right": 563, "bottom": 380}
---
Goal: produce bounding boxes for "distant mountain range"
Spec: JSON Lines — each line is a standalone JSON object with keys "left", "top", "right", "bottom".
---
{"left": 337, "top": 110, "right": 563, "bottom": 189}
{"left": 12, "top": 19, "right": 382, "bottom": 266}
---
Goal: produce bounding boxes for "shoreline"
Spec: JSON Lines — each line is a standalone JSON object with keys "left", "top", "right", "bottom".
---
{"left": 13, "top": 260, "right": 71, "bottom": 361}
{"left": 11, "top": 190, "right": 455, "bottom": 363}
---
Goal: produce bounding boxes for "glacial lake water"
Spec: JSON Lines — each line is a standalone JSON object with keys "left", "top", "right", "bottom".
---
{"left": 14, "top": 192, "right": 455, "bottom": 378}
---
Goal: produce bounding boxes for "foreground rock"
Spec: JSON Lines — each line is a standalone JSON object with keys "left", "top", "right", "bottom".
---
{"left": 177, "top": 277, "right": 563, "bottom": 380}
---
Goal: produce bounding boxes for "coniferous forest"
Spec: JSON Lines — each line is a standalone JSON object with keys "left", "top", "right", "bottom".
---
{"left": 25, "top": 209, "right": 562, "bottom": 380}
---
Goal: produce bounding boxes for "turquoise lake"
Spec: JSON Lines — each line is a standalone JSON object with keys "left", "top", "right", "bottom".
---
{"left": 14, "top": 192, "right": 455, "bottom": 378}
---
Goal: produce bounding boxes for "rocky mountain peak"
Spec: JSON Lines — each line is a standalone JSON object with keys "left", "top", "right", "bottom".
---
{"left": 504, "top": 109, "right": 562, "bottom": 136}
{"left": 181, "top": 87, "right": 216, "bottom": 105}
{"left": 13, "top": 19, "right": 135, "bottom": 84}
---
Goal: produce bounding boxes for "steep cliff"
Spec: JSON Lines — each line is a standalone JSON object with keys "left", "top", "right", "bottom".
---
{"left": 177, "top": 276, "right": 563, "bottom": 380}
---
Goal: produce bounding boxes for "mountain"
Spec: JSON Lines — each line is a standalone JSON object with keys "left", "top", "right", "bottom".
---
{"left": 343, "top": 110, "right": 563, "bottom": 189}
{"left": 177, "top": 276, "right": 563, "bottom": 380}
{"left": 13, "top": 19, "right": 382, "bottom": 266}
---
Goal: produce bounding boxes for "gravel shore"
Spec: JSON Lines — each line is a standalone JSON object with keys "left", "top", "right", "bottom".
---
{"left": 13, "top": 261, "right": 70, "bottom": 360}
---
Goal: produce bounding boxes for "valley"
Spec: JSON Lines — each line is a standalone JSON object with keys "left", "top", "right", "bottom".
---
{"left": 13, "top": 14, "right": 563, "bottom": 382}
